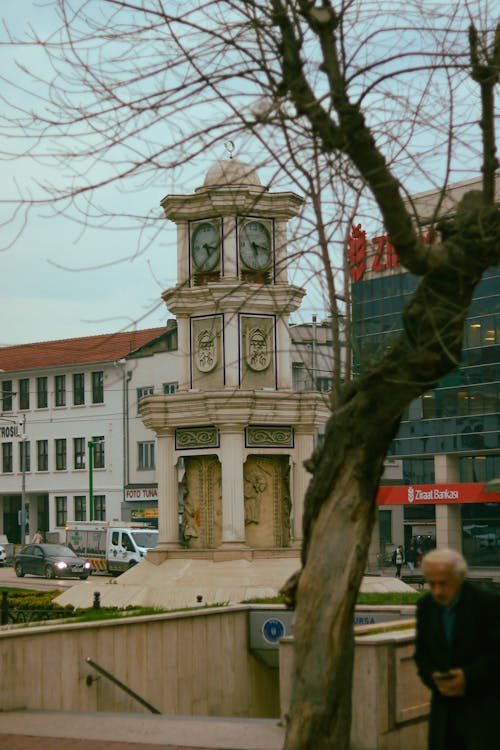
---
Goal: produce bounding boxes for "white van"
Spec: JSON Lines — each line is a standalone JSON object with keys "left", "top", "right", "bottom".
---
{"left": 65, "top": 521, "right": 158, "bottom": 575}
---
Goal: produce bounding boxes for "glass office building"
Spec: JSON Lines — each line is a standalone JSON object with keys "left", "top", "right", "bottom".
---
{"left": 352, "top": 249, "right": 500, "bottom": 567}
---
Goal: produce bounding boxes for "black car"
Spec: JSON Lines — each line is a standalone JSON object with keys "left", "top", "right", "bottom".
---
{"left": 15, "top": 543, "right": 91, "bottom": 580}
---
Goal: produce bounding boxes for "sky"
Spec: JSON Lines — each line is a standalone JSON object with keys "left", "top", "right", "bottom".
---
{"left": 0, "top": 3, "right": 181, "bottom": 347}
{"left": 0, "top": 1, "right": 490, "bottom": 346}
{"left": 0, "top": 2, "right": 229, "bottom": 346}
{"left": 0, "top": 1, "right": 329, "bottom": 347}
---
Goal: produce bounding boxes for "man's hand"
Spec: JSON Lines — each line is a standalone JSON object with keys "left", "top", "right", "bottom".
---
{"left": 432, "top": 669, "right": 466, "bottom": 697}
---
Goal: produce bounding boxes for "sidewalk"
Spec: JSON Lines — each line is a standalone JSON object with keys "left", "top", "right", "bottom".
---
{"left": 0, "top": 711, "right": 285, "bottom": 750}
{"left": 376, "top": 565, "right": 500, "bottom": 583}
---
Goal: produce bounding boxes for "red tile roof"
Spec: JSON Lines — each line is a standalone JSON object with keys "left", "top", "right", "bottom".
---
{"left": 0, "top": 328, "right": 166, "bottom": 373}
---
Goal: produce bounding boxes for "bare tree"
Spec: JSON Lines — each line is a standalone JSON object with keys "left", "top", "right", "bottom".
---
{"left": 1, "top": 1, "right": 499, "bottom": 747}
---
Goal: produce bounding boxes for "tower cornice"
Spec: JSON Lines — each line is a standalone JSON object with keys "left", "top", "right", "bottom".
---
{"left": 162, "top": 282, "right": 306, "bottom": 316}
{"left": 161, "top": 189, "right": 303, "bottom": 221}
{"left": 141, "top": 390, "right": 330, "bottom": 435}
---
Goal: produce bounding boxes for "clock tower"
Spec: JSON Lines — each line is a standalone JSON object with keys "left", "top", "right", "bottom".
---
{"left": 141, "top": 159, "right": 329, "bottom": 567}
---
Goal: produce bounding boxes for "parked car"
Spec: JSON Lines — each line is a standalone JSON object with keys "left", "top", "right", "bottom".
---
{"left": 14, "top": 543, "right": 92, "bottom": 580}
{"left": 0, "top": 545, "right": 5, "bottom": 567}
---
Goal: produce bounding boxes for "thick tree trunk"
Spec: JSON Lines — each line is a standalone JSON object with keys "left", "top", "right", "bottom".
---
{"left": 283, "top": 195, "right": 499, "bottom": 750}
{"left": 284, "top": 384, "right": 400, "bottom": 750}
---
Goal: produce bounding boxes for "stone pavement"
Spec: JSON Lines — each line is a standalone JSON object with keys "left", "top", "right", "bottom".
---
{"left": 0, "top": 711, "right": 285, "bottom": 750}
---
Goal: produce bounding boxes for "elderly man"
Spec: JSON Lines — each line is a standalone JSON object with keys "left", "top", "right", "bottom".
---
{"left": 414, "top": 547, "right": 500, "bottom": 750}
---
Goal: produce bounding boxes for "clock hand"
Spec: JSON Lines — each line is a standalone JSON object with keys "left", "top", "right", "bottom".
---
{"left": 251, "top": 242, "right": 268, "bottom": 253}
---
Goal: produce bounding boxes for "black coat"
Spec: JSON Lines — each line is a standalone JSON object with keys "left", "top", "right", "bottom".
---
{"left": 414, "top": 580, "right": 500, "bottom": 749}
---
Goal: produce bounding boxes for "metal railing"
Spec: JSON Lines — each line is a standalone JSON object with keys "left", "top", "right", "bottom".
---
{"left": 84, "top": 656, "right": 161, "bottom": 714}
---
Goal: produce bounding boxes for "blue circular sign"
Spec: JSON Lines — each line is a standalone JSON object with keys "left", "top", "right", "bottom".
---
{"left": 262, "top": 618, "right": 285, "bottom": 644}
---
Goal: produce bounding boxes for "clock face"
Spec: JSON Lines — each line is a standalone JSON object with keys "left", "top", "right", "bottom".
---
{"left": 239, "top": 221, "right": 272, "bottom": 270}
{"left": 191, "top": 222, "right": 220, "bottom": 272}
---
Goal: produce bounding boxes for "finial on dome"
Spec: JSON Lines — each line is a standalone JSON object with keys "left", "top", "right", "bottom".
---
{"left": 224, "top": 140, "right": 235, "bottom": 159}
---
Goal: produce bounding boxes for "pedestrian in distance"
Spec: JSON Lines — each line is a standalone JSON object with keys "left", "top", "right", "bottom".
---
{"left": 414, "top": 547, "right": 500, "bottom": 750}
{"left": 406, "top": 544, "right": 417, "bottom": 572}
{"left": 31, "top": 529, "right": 43, "bottom": 544}
{"left": 392, "top": 544, "right": 404, "bottom": 578}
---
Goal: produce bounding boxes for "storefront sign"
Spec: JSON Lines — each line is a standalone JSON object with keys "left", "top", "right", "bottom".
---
{"left": 377, "top": 482, "right": 500, "bottom": 506}
{"left": 125, "top": 487, "right": 158, "bottom": 502}
{"left": 348, "top": 224, "right": 435, "bottom": 281}
{"left": 0, "top": 425, "right": 19, "bottom": 439}
{"left": 131, "top": 508, "right": 158, "bottom": 519}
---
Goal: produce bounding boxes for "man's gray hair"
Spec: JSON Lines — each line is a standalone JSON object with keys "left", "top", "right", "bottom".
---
{"left": 422, "top": 548, "right": 468, "bottom": 578}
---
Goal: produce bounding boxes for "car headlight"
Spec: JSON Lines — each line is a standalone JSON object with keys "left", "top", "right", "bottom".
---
{"left": 84, "top": 562, "right": 91, "bottom": 569}
{"left": 55, "top": 561, "right": 68, "bottom": 570}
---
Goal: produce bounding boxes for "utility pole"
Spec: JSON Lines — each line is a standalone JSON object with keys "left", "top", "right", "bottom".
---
{"left": 20, "top": 414, "right": 27, "bottom": 543}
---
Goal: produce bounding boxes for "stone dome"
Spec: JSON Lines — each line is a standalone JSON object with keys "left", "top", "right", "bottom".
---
{"left": 201, "top": 159, "right": 262, "bottom": 189}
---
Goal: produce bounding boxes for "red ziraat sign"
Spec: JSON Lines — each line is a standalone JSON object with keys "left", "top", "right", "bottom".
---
{"left": 347, "top": 225, "right": 435, "bottom": 282}
{"left": 377, "top": 482, "right": 500, "bottom": 506}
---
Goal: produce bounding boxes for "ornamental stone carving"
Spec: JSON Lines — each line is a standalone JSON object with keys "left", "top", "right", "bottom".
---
{"left": 246, "top": 327, "right": 270, "bottom": 371}
{"left": 196, "top": 329, "right": 217, "bottom": 372}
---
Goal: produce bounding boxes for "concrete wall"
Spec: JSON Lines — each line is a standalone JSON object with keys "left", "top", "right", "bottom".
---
{"left": 0, "top": 606, "right": 279, "bottom": 718}
{"left": 1, "top": 605, "right": 431, "bottom": 749}
{"left": 280, "top": 624, "right": 431, "bottom": 750}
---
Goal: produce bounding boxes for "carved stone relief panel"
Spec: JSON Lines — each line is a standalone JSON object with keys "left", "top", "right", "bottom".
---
{"left": 181, "top": 455, "right": 222, "bottom": 549}
{"left": 191, "top": 315, "right": 223, "bottom": 390}
{"left": 240, "top": 315, "right": 275, "bottom": 389}
{"left": 243, "top": 455, "right": 291, "bottom": 548}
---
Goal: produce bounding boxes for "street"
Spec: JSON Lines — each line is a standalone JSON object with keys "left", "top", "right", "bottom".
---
{"left": 0, "top": 565, "right": 112, "bottom": 591}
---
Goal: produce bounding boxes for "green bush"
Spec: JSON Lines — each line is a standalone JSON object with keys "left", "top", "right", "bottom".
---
{"left": 1, "top": 588, "right": 75, "bottom": 622}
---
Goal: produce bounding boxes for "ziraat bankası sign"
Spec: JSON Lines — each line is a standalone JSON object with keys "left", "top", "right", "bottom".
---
{"left": 377, "top": 483, "right": 500, "bottom": 506}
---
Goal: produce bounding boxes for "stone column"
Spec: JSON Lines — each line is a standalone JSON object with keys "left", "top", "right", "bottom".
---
{"left": 148, "top": 430, "right": 181, "bottom": 561}
{"left": 291, "top": 429, "right": 315, "bottom": 546}
{"left": 434, "top": 454, "right": 462, "bottom": 551}
{"left": 276, "top": 316, "right": 292, "bottom": 390}
{"left": 176, "top": 315, "right": 191, "bottom": 391}
{"left": 218, "top": 426, "right": 246, "bottom": 547}
{"left": 224, "top": 308, "right": 240, "bottom": 388}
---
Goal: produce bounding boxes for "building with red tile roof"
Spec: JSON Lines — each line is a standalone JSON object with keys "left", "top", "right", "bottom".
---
{"left": 0, "top": 328, "right": 168, "bottom": 373}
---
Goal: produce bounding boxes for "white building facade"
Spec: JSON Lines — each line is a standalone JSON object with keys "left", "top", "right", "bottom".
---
{"left": 0, "top": 318, "right": 331, "bottom": 545}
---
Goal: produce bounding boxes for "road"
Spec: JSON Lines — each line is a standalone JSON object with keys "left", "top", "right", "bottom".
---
{"left": 0, "top": 565, "right": 112, "bottom": 591}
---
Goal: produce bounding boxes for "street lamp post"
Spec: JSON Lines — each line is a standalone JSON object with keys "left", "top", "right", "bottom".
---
{"left": 20, "top": 415, "right": 27, "bottom": 544}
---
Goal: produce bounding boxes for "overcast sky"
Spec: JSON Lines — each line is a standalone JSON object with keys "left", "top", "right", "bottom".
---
{"left": 0, "top": 2, "right": 489, "bottom": 346}
{"left": 0, "top": 3, "right": 174, "bottom": 345}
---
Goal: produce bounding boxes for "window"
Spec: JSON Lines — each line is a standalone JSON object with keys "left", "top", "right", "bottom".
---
{"left": 19, "top": 441, "right": 30, "bottom": 472}
{"left": 37, "top": 440, "right": 48, "bottom": 472}
{"left": 93, "top": 495, "right": 106, "bottom": 521}
{"left": 316, "top": 377, "right": 332, "bottom": 392}
{"left": 55, "top": 496, "right": 67, "bottom": 527}
{"left": 1, "top": 380, "right": 13, "bottom": 411}
{"left": 91, "top": 371, "right": 104, "bottom": 404}
{"left": 379, "top": 510, "right": 392, "bottom": 544}
{"left": 73, "top": 373, "right": 85, "bottom": 405}
{"left": 91, "top": 436, "right": 105, "bottom": 469}
{"left": 74, "top": 438, "right": 86, "bottom": 469}
{"left": 19, "top": 378, "right": 30, "bottom": 410}
{"left": 138, "top": 441, "right": 155, "bottom": 470}
{"left": 55, "top": 439, "right": 67, "bottom": 470}
{"left": 74, "top": 496, "right": 86, "bottom": 522}
{"left": 2, "top": 443, "right": 12, "bottom": 473}
{"left": 163, "top": 382, "right": 178, "bottom": 395}
{"left": 292, "top": 363, "right": 307, "bottom": 392}
{"left": 54, "top": 375, "right": 66, "bottom": 407}
{"left": 36, "top": 377, "right": 48, "bottom": 409}
{"left": 122, "top": 533, "right": 134, "bottom": 552}
{"left": 137, "top": 386, "right": 154, "bottom": 413}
